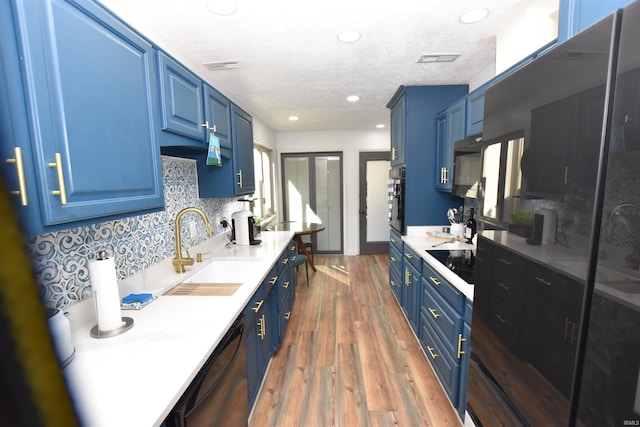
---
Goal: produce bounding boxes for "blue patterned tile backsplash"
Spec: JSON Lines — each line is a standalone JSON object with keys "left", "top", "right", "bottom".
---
{"left": 27, "top": 156, "right": 243, "bottom": 309}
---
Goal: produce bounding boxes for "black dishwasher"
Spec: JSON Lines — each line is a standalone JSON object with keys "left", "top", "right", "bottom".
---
{"left": 166, "top": 314, "right": 248, "bottom": 427}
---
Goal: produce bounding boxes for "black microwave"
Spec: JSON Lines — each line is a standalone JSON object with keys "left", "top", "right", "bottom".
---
{"left": 452, "top": 136, "right": 482, "bottom": 198}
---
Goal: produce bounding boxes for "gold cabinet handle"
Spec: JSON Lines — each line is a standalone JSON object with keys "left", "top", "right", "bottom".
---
{"left": 390, "top": 280, "right": 397, "bottom": 287}
{"left": 442, "top": 167, "right": 448, "bottom": 184}
{"left": 48, "top": 153, "right": 67, "bottom": 204}
{"left": 570, "top": 322, "right": 577, "bottom": 344}
{"left": 499, "top": 258, "right": 511, "bottom": 265}
{"left": 257, "top": 315, "right": 265, "bottom": 339}
{"left": 405, "top": 253, "right": 413, "bottom": 259}
{"left": 428, "top": 307, "right": 440, "bottom": 319}
{"left": 269, "top": 275, "right": 278, "bottom": 285}
{"left": 498, "top": 282, "right": 510, "bottom": 291}
{"left": 536, "top": 277, "right": 552, "bottom": 286}
{"left": 284, "top": 311, "right": 291, "bottom": 320}
{"left": 391, "top": 237, "right": 397, "bottom": 243}
{"left": 6, "top": 147, "right": 28, "bottom": 206}
{"left": 564, "top": 166, "right": 569, "bottom": 185}
{"left": 457, "top": 334, "right": 466, "bottom": 359}
{"left": 391, "top": 256, "right": 398, "bottom": 263}
{"left": 252, "top": 299, "right": 264, "bottom": 312}
{"left": 427, "top": 346, "right": 438, "bottom": 359}
{"left": 429, "top": 276, "right": 441, "bottom": 286}
{"left": 201, "top": 121, "right": 217, "bottom": 133}
{"left": 237, "top": 170, "right": 243, "bottom": 188}
{"left": 495, "top": 314, "right": 507, "bottom": 323}
{"left": 392, "top": 146, "right": 397, "bottom": 160}
{"left": 282, "top": 257, "right": 289, "bottom": 265}
{"left": 283, "top": 281, "right": 290, "bottom": 289}
{"left": 405, "top": 269, "right": 411, "bottom": 286}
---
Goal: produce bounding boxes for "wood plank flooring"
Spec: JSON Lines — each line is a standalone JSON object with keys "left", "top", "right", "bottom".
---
{"left": 249, "top": 254, "right": 462, "bottom": 427}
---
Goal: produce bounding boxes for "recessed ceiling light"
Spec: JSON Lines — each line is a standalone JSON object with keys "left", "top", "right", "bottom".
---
{"left": 347, "top": 95, "right": 360, "bottom": 102}
{"left": 458, "top": 7, "right": 490, "bottom": 24}
{"left": 337, "top": 29, "right": 361, "bottom": 43}
{"left": 376, "top": 124, "right": 385, "bottom": 129}
{"left": 417, "top": 54, "right": 461, "bottom": 63}
{"left": 288, "top": 116, "right": 299, "bottom": 121}
{"left": 206, "top": 0, "right": 238, "bottom": 16}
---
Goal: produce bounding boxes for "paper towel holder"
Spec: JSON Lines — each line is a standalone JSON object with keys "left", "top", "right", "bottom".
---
{"left": 90, "top": 316, "right": 134, "bottom": 339}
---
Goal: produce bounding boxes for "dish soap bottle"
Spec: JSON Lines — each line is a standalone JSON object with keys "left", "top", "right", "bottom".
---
{"left": 464, "top": 208, "right": 477, "bottom": 243}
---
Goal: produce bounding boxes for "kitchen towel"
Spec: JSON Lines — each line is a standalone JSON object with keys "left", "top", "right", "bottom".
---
{"left": 89, "top": 254, "right": 123, "bottom": 332}
{"left": 206, "top": 133, "right": 222, "bottom": 166}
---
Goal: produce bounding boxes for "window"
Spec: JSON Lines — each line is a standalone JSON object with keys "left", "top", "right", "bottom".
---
{"left": 253, "top": 144, "right": 274, "bottom": 220}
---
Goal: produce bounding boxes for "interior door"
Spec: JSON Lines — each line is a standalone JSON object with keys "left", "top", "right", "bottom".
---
{"left": 359, "top": 152, "right": 390, "bottom": 254}
{"left": 282, "top": 153, "right": 343, "bottom": 254}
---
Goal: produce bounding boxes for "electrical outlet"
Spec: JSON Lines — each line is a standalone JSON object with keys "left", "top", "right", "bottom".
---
{"left": 188, "top": 220, "right": 197, "bottom": 237}
{"left": 215, "top": 213, "right": 222, "bottom": 226}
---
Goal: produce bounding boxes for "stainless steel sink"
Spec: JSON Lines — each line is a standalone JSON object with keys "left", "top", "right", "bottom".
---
{"left": 165, "top": 259, "right": 264, "bottom": 296}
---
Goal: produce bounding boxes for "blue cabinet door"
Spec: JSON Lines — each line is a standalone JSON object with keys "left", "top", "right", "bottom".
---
{"left": 466, "top": 89, "right": 485, "bottom": 136}
{"left": 436, "top": 99, "right": 465, "bottom": 192}
{"left": 389, "top": 93, "right": 406, "bottom": 166}
{"left": 204, "top": 85, "right": 232, "bottom": 157}
{"left": 4, "top": 0, "right": 164, "bottom": 236}
{"left": 158, "top": 52, "right": 205, "bottom": 142}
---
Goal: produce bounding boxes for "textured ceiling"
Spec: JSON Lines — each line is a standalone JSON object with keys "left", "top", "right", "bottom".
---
{"left": 97, "top": 0, "right": 558, "bottom": 132}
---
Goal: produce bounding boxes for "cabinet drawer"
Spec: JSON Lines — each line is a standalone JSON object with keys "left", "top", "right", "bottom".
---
{"left": 489, "top": 296, "right": 522, "bottom": 352}
{"left": 422, "top": 262, "right": 465, "bottom": 314}
{"left": 403, "top": 245, "right": 422, "bottom": 273}
{"left": 493, "top": 246, "right": 527, "bottom": 276}
{"left": 422, "top": 284, "right": 465, "bottom": 357}
{"left": 244, "top": 283, "right": 267, "bottom": 323}
{"left": 528, "top": 263, "right": 583, "bottom": 301}
{"left": 390, "top": 228, "right": 403, "bottom": 252}
{"left": 389, "top": 245, "right": 403, "bottom": 275}
{"left": 421, "top": 313, "right": 461, "bottom": 405}
{"left": 492, "top": 268, "right": 525, "bottom": 306}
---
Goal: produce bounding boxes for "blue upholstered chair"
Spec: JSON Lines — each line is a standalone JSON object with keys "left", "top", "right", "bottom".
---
{"left": 293, "top": 253, "right": 309, "bottom": 286}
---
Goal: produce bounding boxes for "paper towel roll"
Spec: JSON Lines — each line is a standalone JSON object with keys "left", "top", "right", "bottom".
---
{"left": 89, "top": 254, "right": 122, "bottom": 332}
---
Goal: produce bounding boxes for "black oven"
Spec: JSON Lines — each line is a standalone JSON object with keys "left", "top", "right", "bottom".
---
{"left": 389, "top": 166, "right": 405, "bottom": 233}
{"left": 452, "top": 136, "right": 482, "bottom": 199}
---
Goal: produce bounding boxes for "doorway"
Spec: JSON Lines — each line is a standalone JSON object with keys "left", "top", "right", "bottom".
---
{"left": 281, "top": 152, "right": 343, "bottom": 254}
{"left": 359, "top": 152, "right": 390, "bottom": 254}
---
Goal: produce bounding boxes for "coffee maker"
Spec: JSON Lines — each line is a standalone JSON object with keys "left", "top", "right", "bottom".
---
{"left": 231, "top": 205, "right": 261, "bottom": 246}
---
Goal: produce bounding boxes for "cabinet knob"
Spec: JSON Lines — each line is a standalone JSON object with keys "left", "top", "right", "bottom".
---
{"left": 5, "top": 147, "right": 28, "bottom": 206}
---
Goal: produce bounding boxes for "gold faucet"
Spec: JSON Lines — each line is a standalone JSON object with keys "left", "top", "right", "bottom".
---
{"left": 173, "top": 207, "right": 213, "bottom": 273}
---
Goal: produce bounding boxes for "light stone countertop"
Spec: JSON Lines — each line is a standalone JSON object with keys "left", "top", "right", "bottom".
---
{"left": 62, "top": 230, "right": 294, "bottom": 427}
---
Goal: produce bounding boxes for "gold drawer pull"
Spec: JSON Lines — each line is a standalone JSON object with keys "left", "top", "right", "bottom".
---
{"left": 237, "top": 170, "right": 243, "bottom": 188}
{"left": 429, "top": 276, "right": 441, "bottom": 286}
{"left": 405, "top": 269, "right": 411, "bottom": 286}
{"left": 257, "top": 315, "right": 265, "bottom": 339}
{"left": 498, "top": 282, "right": 510, "bottom": 291}
{"left": 269, "top": 275, "right": 278, "bottom": 285}
{"left": 391, "top": 256, "right": 398, "bottom": 263}
{"left": 457, "top": 334, "right": 467, "bottom": 359}
{"left": 283, "top": 281, "right": 290, "bottom": 289}
{"left": 390, "top": 280, "right": 397, "bottom": 287}
{"left": 6, "top": 147, "right": 28, "bottom": 206}
{"left": 405, "top": 253, "right": 414, "bottom": 259}
{"left": 495, "top": 314, "right": 507, "bottom": 323}
{"left": 536, "top": 277, "right": 552, "bottom": 286}
{"left": 427, "top": 346, "right": 438, "bottom": 359}
{"left": 391, "top": 237, "right": 397, "bottom": 243}
{"left": 284, "top": 311, "right": 291, "bottom": 320}
{"left": 428, "top": 307, "right": 440, "bottom": 319}
{"left": 499, "top": 258, "right": 511, "bottom": 265}
{"left": 48, "top": 152, "right": 67, "bottom": 204}
{"left": 282, "top": 258, "right": 289, "bottom": 265}
{"left": 252, "top": 299, "right": 264, "bottom": 312}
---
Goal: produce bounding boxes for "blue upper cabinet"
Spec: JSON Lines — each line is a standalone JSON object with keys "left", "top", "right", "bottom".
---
{"left": 158, "top": 52, "right": 205, "bottom": 143}
{"left": 195, "top": 103, "right": 255, "bottom": 198}
{"left": 389, "top": 94, "right": 407, "bottom": 166}
{"left": 466, "top": 88, "right": 486, "bottom": 136}
{"left": 1, "top": 0, "right": 163, "bottom": 236}
{"left": 204, "top": 85, "right": 233, "bottom": 158}
{"left": 436, "top": 99, "right": 466, "bottom": 192}
{"left": 558, "top": 0, "right": 630, "bottom": 42}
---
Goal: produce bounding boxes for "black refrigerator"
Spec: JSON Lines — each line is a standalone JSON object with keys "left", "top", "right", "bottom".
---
{"left": 468, "top": 1, "right": 640, "bottom": 426}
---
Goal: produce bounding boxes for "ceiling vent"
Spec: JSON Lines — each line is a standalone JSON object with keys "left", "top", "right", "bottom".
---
{"left": 203, "top": 60, "right": 241, "bottom": 70}
{"left": 417, "top": 54, "right": 461, "bottom": 63}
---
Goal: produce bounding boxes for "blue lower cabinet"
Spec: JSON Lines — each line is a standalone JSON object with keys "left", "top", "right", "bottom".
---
{"left": 457, "top": 321, "right": 472, "bottom": 419}
{"left": 421, "top": 313, "right": 461, "bottom": 404}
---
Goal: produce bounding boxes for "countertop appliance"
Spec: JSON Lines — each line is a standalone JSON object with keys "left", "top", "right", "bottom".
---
{"left": 231, "top": 209, "right": 261, "bottom": 246}
{"left": 168, "top": 314, "right": 247, "bottom": 426}
{"left": 425, "top": 249, "right": 475, "bottom": 284}
{"left": 467, "top": 5, "right": 636, "bottom": 426}
{"left": 452, "top": 136, "right": 482, "bottom": 198}
{"left": 389, "top": 166, "right": 405, "bottom": 233}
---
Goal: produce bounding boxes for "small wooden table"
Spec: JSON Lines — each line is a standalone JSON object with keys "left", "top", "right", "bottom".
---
{"left": 270, "top": 222, "right": 325, "bottom": 272}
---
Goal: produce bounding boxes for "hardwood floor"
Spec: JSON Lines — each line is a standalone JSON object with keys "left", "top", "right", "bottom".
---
{"left": 249, "top": 254, "right": 462, "bottom": 427}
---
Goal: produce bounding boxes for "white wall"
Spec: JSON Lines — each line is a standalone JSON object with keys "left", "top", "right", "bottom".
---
{"left": 276, "top": 130, "right": 390, "bottom": 255}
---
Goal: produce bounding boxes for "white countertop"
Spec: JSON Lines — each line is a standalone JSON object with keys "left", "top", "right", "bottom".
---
{"left": 402, "top": 226, "right": 476, "bottom": 301}
{"left": 62, "top": 230, "right": 294, "bottom": 427}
